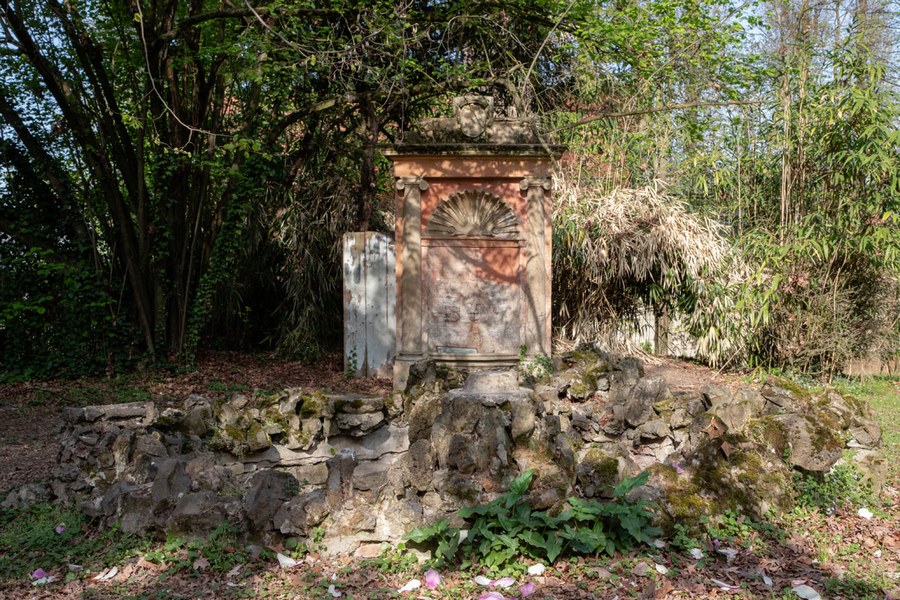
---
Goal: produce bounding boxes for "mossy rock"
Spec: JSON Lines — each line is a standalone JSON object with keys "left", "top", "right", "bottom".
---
{"left": 567, "top": 381, "right": 591, "bottom": 401}
{"left": 575, "top": 448, "right": 621, "bottom": 497}
{"left": 760, "top": 375, "right": 812, "bottom": 411}
{"left": 769, "top": 413, "right": 843, "bottom": 472}
{"left": 299, "top": 393, "right": 331, "bottom": 419}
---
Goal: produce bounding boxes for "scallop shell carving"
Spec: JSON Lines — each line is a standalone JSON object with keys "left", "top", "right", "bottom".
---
{"left": 427, "top": 190, "right": 520, "bottom": 238}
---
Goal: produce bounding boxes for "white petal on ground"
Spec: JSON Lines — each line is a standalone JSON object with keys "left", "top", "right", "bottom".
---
{"left": 689, "top": 548, "right": 704, "bottom": 560}
{"left": 763, "top": 574, "right": 773, "bottom": 586}
{"left": 398, "top": 579, "right": 421, "bottom": 593}
{"left": 474, "top": 575, "right": 493, "bottom": 586}
{"left": 858, "top": 507, "right": 873, "bottom": 519}
{"left": 492, "top": 577, "right": 515, "bottom": 588}
{"left": 791, "top": 584, "right": 822, "bottom": 599}
{"left": 527, "top": 563, "right": 546, "bottom": 576}
{"left": 275, "top": 553, "right": 300, "bottom": 569}
{"left": 655, "top": 564, "right": 668, "bottom": 575}
{"left": 31, "top": 576, "right": 56, "bottom": 586}
{"left": 653, "top": 539, "right": 666, "bottom": 548}
{"left": 710, "top": 578, "right": 740, "bottom": 591}
{"left": 327, "top": 584, "right": 342, "bottom": 597}
{"left": 94, "top": 566, "right": 118, "bottom": 580}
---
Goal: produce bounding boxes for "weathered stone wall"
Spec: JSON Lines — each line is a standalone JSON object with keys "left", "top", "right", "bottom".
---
{"left": 6, "top": 348, "right": 885, "bottom": 555}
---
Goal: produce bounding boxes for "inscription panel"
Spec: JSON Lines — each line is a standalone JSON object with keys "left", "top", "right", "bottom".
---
{"left": 423, "top": 244, "right": 521, "bottom": 355}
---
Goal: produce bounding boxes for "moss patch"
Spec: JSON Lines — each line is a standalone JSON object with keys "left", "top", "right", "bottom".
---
{"left": 299, "top": 393, "right": 329, "bottom": 419}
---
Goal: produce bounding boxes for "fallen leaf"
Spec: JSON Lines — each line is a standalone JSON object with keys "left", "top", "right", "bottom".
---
{"left": 703, "top": 417, "right": 725, "bottom": 440}
{"left": 226, "top": 564, "right": 243, "bottom": 579}
{"left": 192, "top": 557, "right": 210, "bottom": 571}
{"left": 716, "top": 547, "right": 738, "bottom": 563}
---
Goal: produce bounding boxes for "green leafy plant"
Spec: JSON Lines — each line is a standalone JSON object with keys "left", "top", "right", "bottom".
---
{"left": 794, "top": 463, "right": 878, "bottom": 512}
{"left": 405, "top": 469, "right": 660, "bottom": 573}
{"left": 670, "top": 523, "right": 701, "bottom": 552}
{"left": 702, "top": 509, "right": 754, "bottom": 542}
{"left": 517, "top": 346, "right": 553, "bottom": 381}
{"left": 361, "top": 543, "right": 419, "bottom": 574}
{"left": 143, "top": 523, "right": 248, "bottom": 575}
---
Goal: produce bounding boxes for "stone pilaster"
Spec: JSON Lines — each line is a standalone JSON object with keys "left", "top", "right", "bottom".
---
{"left": 394, "top": 176, "right": 428, "bottom": 389}
{"left": 520, "top": 176, "right": 552, "bottom": 356}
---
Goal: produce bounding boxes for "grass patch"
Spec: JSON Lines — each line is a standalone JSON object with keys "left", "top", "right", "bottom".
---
{"left": 835, "top": 376, "right": 900, "bottom": 476}
{"left": 0, "top": 503, "right": 150, "bottom": 582}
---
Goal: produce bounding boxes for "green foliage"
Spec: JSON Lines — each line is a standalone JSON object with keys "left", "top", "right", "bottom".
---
{"left": 360, "top": 543, "right": 419, "bottom": 575}
{"left": 143, "top": 524, "right": 248, "bottom": 576}
{"left": 669, "top": 523, "right": 701, "bottom": 552}
{"left": 793, "top": 463, "right": 878, "bottom": 512}
{"left": 0, "top": 503, "right": 149, "bottom": 581}
{"left": 0, "top": 247, "right": 141, "bottom": 381}
{"left": 517, "top": 345, "right": 553, "bottom": 382}
{"left": 405, "top": 470, "right": 660, "bottom": 574}
{"left": 702, "top": 509, "right": 754, "bottom": 542}
{"left": 683, "top": 19, "right": 900, "bottom": 374}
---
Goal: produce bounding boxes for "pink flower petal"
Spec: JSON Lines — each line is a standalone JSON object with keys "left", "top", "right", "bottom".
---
{"left": 424, "top": 568, "right": 442, "bottom": 589}
{"left": 478, "top": 593, "right": 505, "bottom": 600}
{"left": 55, "top": 525, "right": 65, "bottom": 534}
{"left": 520, "top": 582, "right": 537, "bottom": 597}
{"left": 492, "top": 577, "right": 515, "bottom": 588}
{"left": 31, "top": 568, "right": 48, "bottom": 579}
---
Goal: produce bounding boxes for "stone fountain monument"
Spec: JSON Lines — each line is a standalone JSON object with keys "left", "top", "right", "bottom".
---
{"left": 385, "top": 97, "right": 565, "bottom": 389}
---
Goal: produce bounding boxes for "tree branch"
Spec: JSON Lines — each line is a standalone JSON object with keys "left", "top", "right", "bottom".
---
{"left": 547, "top": 100, "right": 761, "bottom": 133}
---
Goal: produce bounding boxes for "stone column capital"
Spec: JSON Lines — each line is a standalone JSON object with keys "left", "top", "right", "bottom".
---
{"left": 519, "top": 176, "right": 552, "bottom": 192}
{"left": 396, "top": 176, "right": 429, "bottom": 192}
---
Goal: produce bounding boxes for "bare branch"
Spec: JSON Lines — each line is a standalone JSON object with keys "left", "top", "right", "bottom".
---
{"left": 547, "top": 100, "right": 762, "bottom": 133}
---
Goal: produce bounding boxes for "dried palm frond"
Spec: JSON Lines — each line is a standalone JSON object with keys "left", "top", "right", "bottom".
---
{"left": 552, "top": 166, "right": 745, "bottom": 364}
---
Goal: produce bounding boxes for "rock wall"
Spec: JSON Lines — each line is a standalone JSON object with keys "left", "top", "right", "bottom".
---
{"left": 7, "top": 348, "right": 885, "bottom": 554}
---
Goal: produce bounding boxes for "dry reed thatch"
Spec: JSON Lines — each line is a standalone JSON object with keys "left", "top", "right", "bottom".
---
{"left": 552, "top": 168, "right": 741, "bottom": 361}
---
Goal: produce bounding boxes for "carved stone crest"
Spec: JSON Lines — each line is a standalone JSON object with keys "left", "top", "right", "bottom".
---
{"left": 454, "top": 96, "right": 494, "bottom": 138}
{"left": 426, "top": 190, "right": 520, "bottom": 238}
